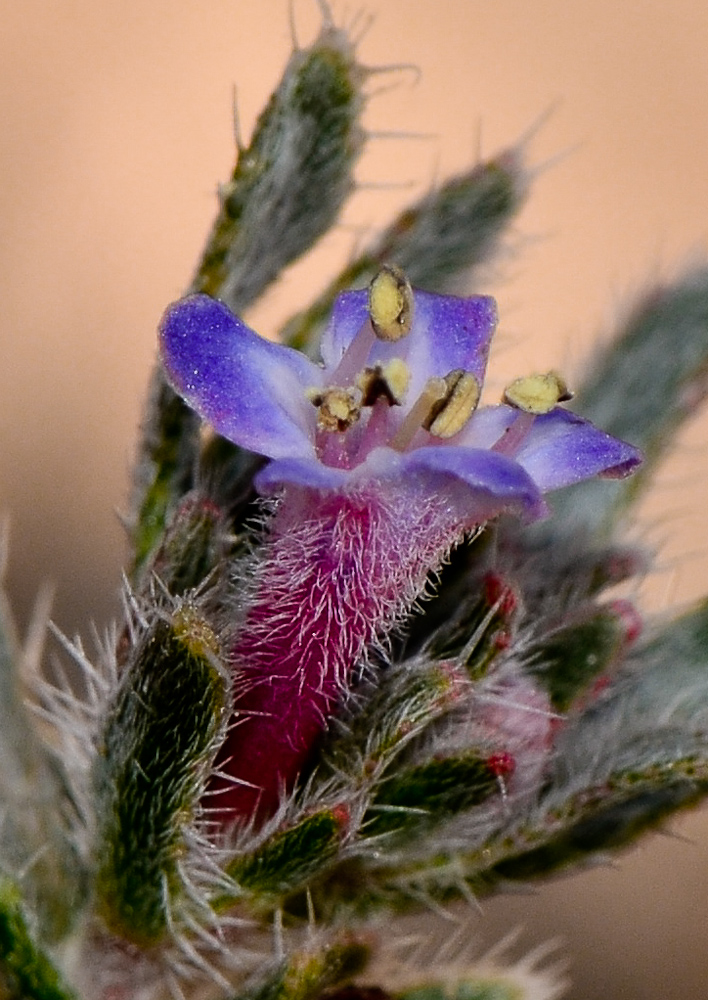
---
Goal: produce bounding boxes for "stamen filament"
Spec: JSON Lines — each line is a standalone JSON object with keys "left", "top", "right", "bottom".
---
{"left": 352, "top": 397, "right": 393, "bottom": 461}
{"left": 329, "top": 321, "right": 376, "bottom": 386}
{"left": 390, "top": 377, "right": 447, "bottom": 451}
{"left": 491, "top": 411, "right": 536, "bottom": 456}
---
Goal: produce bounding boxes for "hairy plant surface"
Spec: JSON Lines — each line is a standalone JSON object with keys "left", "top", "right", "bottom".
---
{"left": 2, "top": 7, "right": 707, "bottom": 1000}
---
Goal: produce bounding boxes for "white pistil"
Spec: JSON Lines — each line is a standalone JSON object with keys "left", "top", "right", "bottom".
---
{"left": 328, "top": 321, "right": 377, "bottom": 386}
{"left": 491, "top": 411, "right": 536, "bottom": 456}
{"left": 353, "top": 396, "right": 394, "bottom": 460}
{"left": 390, "top": 377, "right": 448, "bottom": 451}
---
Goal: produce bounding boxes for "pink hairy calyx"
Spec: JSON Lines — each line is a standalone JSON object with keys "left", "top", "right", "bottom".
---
{"left": 208, "top": 480, "right": 478, "bottom": 825}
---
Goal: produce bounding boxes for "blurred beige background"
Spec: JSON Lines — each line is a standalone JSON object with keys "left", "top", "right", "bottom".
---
{"left": 2, "top": 2, "right": 708, "bottom": 997}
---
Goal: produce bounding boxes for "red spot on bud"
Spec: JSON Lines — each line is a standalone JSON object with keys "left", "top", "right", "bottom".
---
{"left": 173, "top": 494, "right": 223, "bottom": 522}
{"left": 590, "top": 674, "right": 612, "bottom": 699}
{"left": 597, "top": 547, "right": 650, "bottom": 586}
{"left": 492, "top": 628, "right": 511, "bottom": 651}
{"left": 483, "top": 572, "right": 517, "bottom": 617}
{"left": 486, "top": 750, "right": 516, "bottom": 778}
{"left": 438, "top": 660, "right": 469, "bottom": 698}
{"left": 609, "top": 599, "right": 642, "bottom": 644}
{"left": 331, "top": 803, "right": 351, "bottom": 834}
{"left": 549, "top": 715, "right": 566, "bottom": 738}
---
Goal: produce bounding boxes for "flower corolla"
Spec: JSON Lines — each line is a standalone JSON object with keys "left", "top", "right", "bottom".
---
{"left": 159, "top": 267, "right": 640, "bottom": 521}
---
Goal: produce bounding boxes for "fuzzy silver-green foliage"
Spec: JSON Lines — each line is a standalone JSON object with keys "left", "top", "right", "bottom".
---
{"left": 191, "top": 16, "right": 365, "bottom": 313}
{"left": 0, "top": 878, "right": 77, "bottom": 1000}
{"left": 94, "top": 608, "right": 228, "bottom": 945}
{"left": 0, "top": 556, "right": 86, "bottom": 946}
{"left": 3, "top": 8, "right": 708, "bottom": 1000}
{"left": 547, "top": 267, "right": 708, "bottom": 538}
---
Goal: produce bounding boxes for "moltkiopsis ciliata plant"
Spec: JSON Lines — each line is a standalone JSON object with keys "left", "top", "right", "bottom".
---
{"left": 2, "top": 5, "right": 708, "bottom": 999}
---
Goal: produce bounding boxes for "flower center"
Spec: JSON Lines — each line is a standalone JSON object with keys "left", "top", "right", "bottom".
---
{"left": 306, "top": 386, "right": 361, "bottom": 433}
{"left": 306, "top": 266, "right": 485, "bottom": 468}
{"left": 357, "top": 358, "right": 410, "bottom": 406}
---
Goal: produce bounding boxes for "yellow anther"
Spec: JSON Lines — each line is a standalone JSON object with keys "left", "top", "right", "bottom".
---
{"left": 356, "top": 357, "right": 411, "bottom": 406}
{"left": 383, "top": 358, "right": 411, "bottom": 403}
{"left": 425, "top": 370, "right": 481, "bottom": 438}
{"left": 502, "top": 371, "right": 573, "bottom": 415}
{"left": 306, "top": 386, "right": 361, "bottom": 432}
{"left": 368, "top": 264, "right": 414, "bottom": 341}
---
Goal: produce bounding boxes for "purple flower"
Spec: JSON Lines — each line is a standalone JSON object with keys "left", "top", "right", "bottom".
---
{"left": 158, "top": 272, "right": 641, "bottom": 826}
{"left": 159, "top": 279, "right": 639, "bottom": 516}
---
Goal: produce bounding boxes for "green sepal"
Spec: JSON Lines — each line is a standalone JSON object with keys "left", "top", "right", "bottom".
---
{"left": 224, "top": 809, "right": 345, "bottom": 903}
{"left": 144, "top": 490, "right": 229, "bottom": 597}
{"left": 549, "top": 267, "right": 708, "bottom": 537}
{"left": 234, "top": 937, "right": 370, "bottom": 1000}
{"left": 324, "top": 660, "right": 466, "bottom": 780}
{"left": 94, "top": 608, "right": 227, "bottom": 945}
{"left": 399, "top": 985, "right": 520, "bottom": 1000}
{"left": 422, "top": 572, "right": 518, "bottom": 682}
{"left": 0, "top": 877, "right": 76, "bottom": 1000}
{"left": 130, "top": 371, "right": 201, "bottom": 585}
{"left": 528, "top": 606, "right": 627, "bottom": 711}
{"left": 192, "top": 21, "right": 364, "bottom": 314}
{"left": 283, "top": 152, "right": 526, "bottom": 354}
{"left": 381, "top": 751, "right": 708, "bottom": 907}
{"left": 365, "top": 753, "right": 498, "bottom": 836}
{"left": 444, "top": 599, "right": 708, "bottom": 891}
{"left": 484, "top": 753, "right": 708, "bottom": 887}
